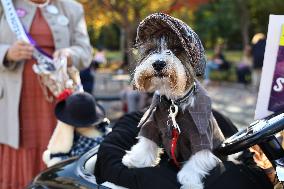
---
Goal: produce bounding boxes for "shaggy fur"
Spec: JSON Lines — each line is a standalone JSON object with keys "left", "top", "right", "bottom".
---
{"left": 177, "top": 150, "right": 220, "bottom": 189}
{"left": 133, "top": 35, "right": 195, "bottom": 100}
{"left": 122, "top": 136, "right": 163, "bottom": 168}
{"left": 123, "top": 33, "right": 220, "bottom": 189}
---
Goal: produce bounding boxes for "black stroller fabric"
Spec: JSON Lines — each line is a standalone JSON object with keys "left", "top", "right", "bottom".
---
{"left": 94, "top": 111, "right": 273, "bottom": 189}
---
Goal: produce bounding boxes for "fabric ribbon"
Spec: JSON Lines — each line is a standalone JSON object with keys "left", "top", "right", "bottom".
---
{"left": 171, "top": 128, "right": 180, "bottom": 167}
{"left": 1, "top": 0, "right": 55, "bottom": 73}
{"left": 56, "top": 89, "right": 73, "bottom": 102}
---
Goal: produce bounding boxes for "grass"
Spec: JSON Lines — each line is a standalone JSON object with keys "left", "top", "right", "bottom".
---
{"left": 105, "top": 51, "right": 123, "bottom": 62}
{"left": 206, "top": 50, "right": 242, "bottom": 64}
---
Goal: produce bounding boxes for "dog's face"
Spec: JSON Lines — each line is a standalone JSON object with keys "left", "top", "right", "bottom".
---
{"left": 133, "top": 34, "right": 195, "bottom": 99}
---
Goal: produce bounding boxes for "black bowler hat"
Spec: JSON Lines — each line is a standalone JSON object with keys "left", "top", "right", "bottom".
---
{"left": 55, "top": 92, "right": 106, "bottom": 127}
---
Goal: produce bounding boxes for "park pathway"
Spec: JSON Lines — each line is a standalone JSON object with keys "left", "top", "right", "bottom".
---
{"left": 94, "top": 72, "right": 258, "bottom": 129}
{"left": 206, "top": 82, "right": 258, "bottom": 129}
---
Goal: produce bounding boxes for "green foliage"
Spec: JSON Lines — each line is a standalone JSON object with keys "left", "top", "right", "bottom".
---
{"left": 88, "top": 24, "right": 120, "bottom": 51}
{"left": 87, "top": 26, "right": 96, "bottom": 47}
{"left": 194, "top": 0, "right": 242, "bottom": 49}
{"left": 105, "top": 51, "right": 122, "bottom": 62}
{"left": 96, "top": 24, "right": 120, "bottom": 50}
{"left": 248, "top": 0, "right": 284, "bottom": 34}
{"left": 194, "top": 0, "right": 284, "bottom": 49}
{"left": 81, "top": 0, "right": 284, "bottom": 53}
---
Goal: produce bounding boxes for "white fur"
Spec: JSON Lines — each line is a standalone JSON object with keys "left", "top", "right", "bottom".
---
{"left": 42, "top": 150, "right": 63, "bottom": 167}
{"left": 122, "top": 136, "right": 163, "bottom": 168}
{"left": 47, "top": 121, "right": 75, "bottom": 154}
{"left": 134, "top": 48, "right": 188, "bottom": 99}
{"left": 178, "top": 150, "right": 220, "bottom": 189}
{"left": 102, "top": 182, "right": 128, "bottom": 189}
{"left": 76, "top": 127, "right": 102, "bottom": 138}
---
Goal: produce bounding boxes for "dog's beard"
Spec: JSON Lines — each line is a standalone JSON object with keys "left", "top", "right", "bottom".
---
{"left": 134, "top": 51, "right": 193, "bottom": 100}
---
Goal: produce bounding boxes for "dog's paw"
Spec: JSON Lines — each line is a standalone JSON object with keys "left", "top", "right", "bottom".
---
{"left": 122, "top": 137, "right": 162, "bottom": 168}
{"left": 122, "top": 153, "right": 137, "bottom": 168}
{"left": 180, "top": 183, "right": 203, "bottom": 189}
{"left": 42, "top": 150, "right": 51, "bottom": 165}
{"left": 122, "top": 152, "right": 156, "bottom": 168}
{"left": 178, "top": 170, "right": 204, "bottom": 189}
{"left": 42, "top": 150, "right": 62, "bottom": 167}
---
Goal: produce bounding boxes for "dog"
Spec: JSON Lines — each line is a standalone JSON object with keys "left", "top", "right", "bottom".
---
{"left": 122, "top": 13, "right": 225, "bottom": 189}
{"left": 42, "top": 92, "right": 110, "bottom": 167}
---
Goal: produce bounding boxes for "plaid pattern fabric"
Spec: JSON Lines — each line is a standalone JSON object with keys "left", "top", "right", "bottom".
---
{"left": 51, "top": 134, "right": 104, "bottom": 160}
{"left": 70, "top": 133, "right": 104, "bottom": 157}
{"left": 55, "top": 121, "right": 109, "bottom": 160}
{"left": 56, "top": 134, "right": 104, "bottom": 161}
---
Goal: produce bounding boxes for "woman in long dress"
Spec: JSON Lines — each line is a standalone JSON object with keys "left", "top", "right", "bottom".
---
{"left": 0, "top": 0, "right": 92, "bottom": 188}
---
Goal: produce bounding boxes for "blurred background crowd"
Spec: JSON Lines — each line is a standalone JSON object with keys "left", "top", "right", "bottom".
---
{"left": 79, "top": 0, "right": 284, "bottom": 127}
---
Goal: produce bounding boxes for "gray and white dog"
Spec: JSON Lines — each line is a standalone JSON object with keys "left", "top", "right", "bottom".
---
{"left": 122, "top": 13, "right": 224, "bottom": 189}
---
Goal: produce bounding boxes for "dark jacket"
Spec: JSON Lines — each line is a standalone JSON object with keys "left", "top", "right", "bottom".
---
{"left": 95, "top": 111, "right": 273, "bottom": 189}
{"left": 252, "top": 39, "right": 266, "bottom": 69}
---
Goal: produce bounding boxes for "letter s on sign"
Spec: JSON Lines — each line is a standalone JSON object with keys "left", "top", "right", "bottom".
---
{"left": 273, "top": 77, "right": 284, "bottom": 92}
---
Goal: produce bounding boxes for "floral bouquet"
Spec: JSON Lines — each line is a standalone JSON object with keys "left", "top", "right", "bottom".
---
{"left": 33, "top": 57, "right": 83, "bottom": 101}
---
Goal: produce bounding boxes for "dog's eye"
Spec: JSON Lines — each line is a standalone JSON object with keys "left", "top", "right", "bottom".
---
{"left": 165, "top": 50, "right": 171, "bottom": 55}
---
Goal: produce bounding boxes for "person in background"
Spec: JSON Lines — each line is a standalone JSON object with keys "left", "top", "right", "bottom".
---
{"left": 79, "top": 48, "right": 107, "bottom": 94}
{"left": 120, "top": 86, "right": 153, "bottom": 113}
{"left": 250, "top": 145, "right": 282, "bottom": 189}
{"left": 80, "top": 61, "right": 97, "bottom": 94}
{"left": 251, "top": 33, "right": 266, "bottom": 90}
{"left": 204, "top": 44, "right": 230, "bottom": 85}
{"left": 0, "top": 0, "right": 92, "bottom": 189}
{"left": 93, "top": 47, "right": 107, "bottom": 68}
{"left": 236, "top": 45, "right": 253, "bottom": 86}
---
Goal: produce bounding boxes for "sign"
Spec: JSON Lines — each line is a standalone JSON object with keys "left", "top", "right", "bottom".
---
{"left": 255, "top": 15, "right": 284, "bottom": 119}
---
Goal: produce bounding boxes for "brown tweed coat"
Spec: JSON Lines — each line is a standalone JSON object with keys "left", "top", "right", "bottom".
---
{"left": 138, "top": 82, "right": 225, "bottom": 163}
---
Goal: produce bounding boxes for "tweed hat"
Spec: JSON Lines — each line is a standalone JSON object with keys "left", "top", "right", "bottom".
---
{"left": 136, "top": 13, "right": 206, "bottom": 76}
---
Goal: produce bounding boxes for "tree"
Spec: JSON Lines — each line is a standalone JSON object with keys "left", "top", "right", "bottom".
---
{"left": 194, "top": 0, "right": 242, "bottom": 49}
{"left": 248, "top": 0, "right": 284, "bottom": 34}
{"left": 236, "top": 0, "right": 250, "bottom": 47}
{"left": 78, "top": 0, "right": 209, "bottom": 71}
{"left": 194, "top": 0, "right": 284, "bottom": 50}
{"left": 79, "top": 0, "right": 171, "bottom": 70}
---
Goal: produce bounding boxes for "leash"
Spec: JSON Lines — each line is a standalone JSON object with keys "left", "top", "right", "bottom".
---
{"left": 169, "top": 101, "right": 181, "bottom": 167}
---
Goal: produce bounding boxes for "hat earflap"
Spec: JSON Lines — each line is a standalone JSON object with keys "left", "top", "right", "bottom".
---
{"left": 47, "top": 120, "right": 75, "bottom": 154}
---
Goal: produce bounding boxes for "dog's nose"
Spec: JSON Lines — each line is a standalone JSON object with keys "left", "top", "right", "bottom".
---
{"left": 152, "top": 60, "right": 166, "bottom": 72}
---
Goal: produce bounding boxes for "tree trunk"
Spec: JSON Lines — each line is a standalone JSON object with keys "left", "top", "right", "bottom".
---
{"left": 120, "top": 27, "right": 127, "bottom": 70}
{"left": 124, "top": 26, "right": 136, "bottom": 73}
{"left": 237, "top": 0, "right": 250, "bottom": 48}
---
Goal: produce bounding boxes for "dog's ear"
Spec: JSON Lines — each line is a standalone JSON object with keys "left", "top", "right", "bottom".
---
{"left": 47, "top": 121, "right": 74, "bottom": 154}
{"left": 132, "top": 80, "right": 138, "bottom": 90}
